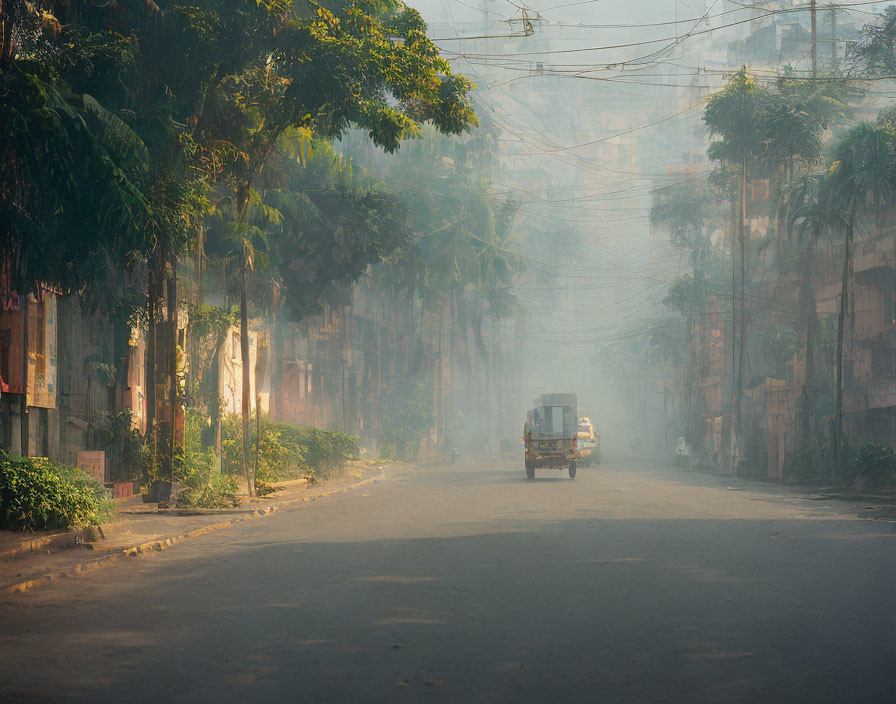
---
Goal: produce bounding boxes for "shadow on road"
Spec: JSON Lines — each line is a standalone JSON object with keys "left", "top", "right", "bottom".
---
{"left": 3, "top": 513, "right": 895, "bottom": 704}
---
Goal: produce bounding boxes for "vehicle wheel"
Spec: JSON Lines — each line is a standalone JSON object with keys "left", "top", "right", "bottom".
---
{"left": 525, "top": 461, "right": 535, "bottom": 480}
{"left": 568, "top": 462, "right": 577, "bottom": 479}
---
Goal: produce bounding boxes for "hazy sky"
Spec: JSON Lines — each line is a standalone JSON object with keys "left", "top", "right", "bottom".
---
{"left": 413, "top": 0, "right": 712, "bottom": 28}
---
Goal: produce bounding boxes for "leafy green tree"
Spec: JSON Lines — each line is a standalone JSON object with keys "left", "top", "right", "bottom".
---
{"left": 826, "top": 122, "right": 896, "bottom": 481}
{"left": 650, "top": 183, "right": 713, "bottom": 269}
{"left": 3, "top": 0, "right": 477, "bottom": 483}
{"left": 847, "top": 7, "right": 896, "bottom": 77}
{"left": 651, "top": 181, "right": 722, "bottom": 450}
{"left": 348, "top": 123, "right": 522, "bottom": 453}
{"left": 0, "top": 0, "right": 278, "bottom": 475}
{"left": 265, "top": 140, "right": 411, "bottom": 319}
{"left": 259, "top": 138, "right": 413, "bottom": 442}
{"left": 784, "top": 173, "right": 834, "bottom": 472}
{"left": 0, "top": 7, "right": 153, "bottom": 294}
{"left": 196, "top": 0, "right": 476, "bottom": 491}
{"left": 704, "top": 68, "right": 763, "bottom": 467}
{"left": 702, "top": 67, "right": 852, "bottom": 471}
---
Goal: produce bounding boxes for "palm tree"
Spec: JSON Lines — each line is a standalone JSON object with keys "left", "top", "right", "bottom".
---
{"left": 826, "top": 122, "right": 896, "bottom": 482}
{"left": 704, "top": 67, "right": 763, "bottom": 471}
{"left": 785, "top": 173, "right": 832, "bottom": 470}
{"left": 650, "top": 184, "right": 712, "bottom": 269}
{"left": 200, "top": 0, "right": 476, "bottom": 490}
{"left": 758, "top": 76, "right": 850, "bottom": 256}
{"left": 203, "top": 186, "right": 277, "bottom": 496}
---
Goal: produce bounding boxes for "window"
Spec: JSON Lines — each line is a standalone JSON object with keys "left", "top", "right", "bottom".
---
{"left": 751, "top": 179, "right": 770, "bottom": 202}
{"left": 884, "top": 284, "right": 896, "bottom": 327}
{"left": 534, "top": 406, "right": 574, "bottom": 436}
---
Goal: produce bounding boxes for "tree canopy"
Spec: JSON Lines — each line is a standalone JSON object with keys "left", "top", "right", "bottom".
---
{"left": 848, "top": 7, "right": 896, "bottom": 77}
{"left": 0, "top": 0, "right": 477, "bottom": 303}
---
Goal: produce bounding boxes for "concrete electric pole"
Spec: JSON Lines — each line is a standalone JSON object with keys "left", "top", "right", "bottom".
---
{"left": 811, "top": 0, "right": 817, "bottom": 78}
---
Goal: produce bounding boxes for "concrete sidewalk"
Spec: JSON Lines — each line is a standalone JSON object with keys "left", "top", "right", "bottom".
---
{"left": 0, "top": 463, "right": 390, "bottom": 595}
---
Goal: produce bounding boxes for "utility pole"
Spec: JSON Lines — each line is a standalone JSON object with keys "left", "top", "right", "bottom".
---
{"left": 21, "top": 292, "right": 29, "bottom": 456}
{"left": 674, "top": 0, "right": 679, "bottom": 43}
{"left": 830, "top": 3, "right": 837, "bottom": 71}
{"left": 811, "top": 0, "right": 817, "bottom": 78}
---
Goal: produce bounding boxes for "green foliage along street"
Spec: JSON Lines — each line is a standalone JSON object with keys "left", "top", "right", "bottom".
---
{"left": 6, "top": 0, "right": 896, "bottom": 499}
{"left": 0, "top": 454, "right": 114, "bottom": 531}
{"left": 7, "top": 3, "right": 896, "bottom": 702}
{"left": 0, "top": 0, "right": 528, "bottom": 510}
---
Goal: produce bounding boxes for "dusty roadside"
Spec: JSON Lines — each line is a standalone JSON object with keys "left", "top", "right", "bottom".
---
{"left": 0, "top": 462, "right": 391, "bottom": 595}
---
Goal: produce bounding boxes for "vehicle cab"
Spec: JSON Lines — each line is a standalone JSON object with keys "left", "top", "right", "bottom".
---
{"left": 576, "top": 416, "right": 601, "bottom": 466}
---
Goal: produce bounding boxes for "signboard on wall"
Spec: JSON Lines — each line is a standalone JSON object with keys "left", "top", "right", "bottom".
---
{"left": 77, "top": 451, "right": 106, "bottom": 485}
{"left": 26, "top": 292, "right": 57, "bottom": 408}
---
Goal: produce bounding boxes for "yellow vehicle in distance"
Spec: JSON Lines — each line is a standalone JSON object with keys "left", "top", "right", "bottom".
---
{"left": 524, "top": 393, "right": 578, "bottom": 480}
{"left": 577, "top": 416, "right": 601, "bottom": 467}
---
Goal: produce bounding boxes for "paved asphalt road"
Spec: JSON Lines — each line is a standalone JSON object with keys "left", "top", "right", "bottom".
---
{"left": 2, "top": 460, "right": 895, "bottom": 703}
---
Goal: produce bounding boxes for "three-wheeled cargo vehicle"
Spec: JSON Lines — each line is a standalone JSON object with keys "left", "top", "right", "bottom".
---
{"left": 523, "top": 393, "right": 578, "bottom": 480}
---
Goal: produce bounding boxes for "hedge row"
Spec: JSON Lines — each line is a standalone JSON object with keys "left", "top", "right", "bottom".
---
{"left": 218, "top": 413, "right": 360, "bottom": 486}
{"left": 0, "top": 453, "right": 115, "bottom": 531}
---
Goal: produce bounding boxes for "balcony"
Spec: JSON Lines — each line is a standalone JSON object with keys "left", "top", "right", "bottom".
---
{"left": 845, "top": 377, "right": 896, "bottom": 413}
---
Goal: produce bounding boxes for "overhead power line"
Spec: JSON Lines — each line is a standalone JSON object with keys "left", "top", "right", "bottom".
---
{"left": 436, "top": 2, "right": 887, "bottom": 58}
{"left": 516, "top": 99, "right": 709, "bottom": 155}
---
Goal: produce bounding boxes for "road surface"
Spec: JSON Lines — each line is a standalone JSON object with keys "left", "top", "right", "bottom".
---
{"left": 2, "top": 460, "right": 895, "bottom": 703}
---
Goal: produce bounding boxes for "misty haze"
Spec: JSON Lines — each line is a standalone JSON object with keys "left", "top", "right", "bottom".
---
{"left": 2, "top": 0, "right": 896, "bottom": 702}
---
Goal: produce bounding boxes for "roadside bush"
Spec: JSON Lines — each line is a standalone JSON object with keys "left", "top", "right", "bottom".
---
{"left": 273, "top": 422, "right": 359, "bottom": 483}
{"left": 92, "top": 411, "right": 151, "bottom": 482}
{"left": 218, "top": 419, "right": 290, "bottom": 496}
{"left": 378, "top": 379, "right": 433, "bottom": 461}
{"left": 175, "top": 473, "right": 240, "bottom": 509}
{"left": 378, "top": 439, "right": 398, "bottom": 461}
{"left": 253, "top": 426, "right": 289, "bottom": 495}
{"left": 846, "top": 442, "right": 896, "bottom": 489}
{"left": 182, "top": 409, "right": 218, "bottom": 481}
{"left": 175, "top": 445, "right": 217, "bottom": 487}
{"left": 175, "top": 412, "right": 237, "bottom": 508}
{"left": 220, "top": 413, "right": 359, "bottom": 485}
{"left": 0, "top": 453, "right": 115, "bottom": 531}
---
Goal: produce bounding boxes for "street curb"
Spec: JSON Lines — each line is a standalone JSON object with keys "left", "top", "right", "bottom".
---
{"left": 0, "top": 529, "right": 89, "bottom": 562}
{"left": 668, "top": 464, "right": 896, "bottom": 505}
{"left": 1, "top": 473, "right": 383, "bottom": 596}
